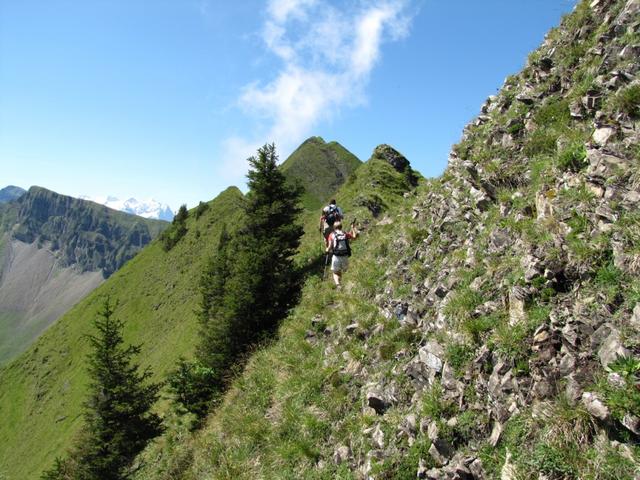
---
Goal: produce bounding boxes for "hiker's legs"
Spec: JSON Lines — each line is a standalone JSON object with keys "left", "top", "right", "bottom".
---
{"left": 330, "top": 255, "right": 349, "bottom": 288}
{"left": 323, "top": 223, "right": 332, "bottom": 247}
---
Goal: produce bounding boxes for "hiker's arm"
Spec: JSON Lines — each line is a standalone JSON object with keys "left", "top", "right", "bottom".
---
{"left": 350, "top": 223, "right": 358, "bottom": 239}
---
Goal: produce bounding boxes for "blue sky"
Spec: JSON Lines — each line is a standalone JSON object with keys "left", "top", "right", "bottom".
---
{"left": 1, "top": 0, "right": 577, "bottom": 210}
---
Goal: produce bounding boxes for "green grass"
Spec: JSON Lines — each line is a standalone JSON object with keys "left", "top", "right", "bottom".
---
{"left": 0, "top": 187, "right": 246, "bottom": 479}
{"left": 280, "top": 137, "right": 362, "bottom": 211}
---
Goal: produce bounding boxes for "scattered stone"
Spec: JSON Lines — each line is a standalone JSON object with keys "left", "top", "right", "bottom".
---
{"left": 566, "top": 376, "right": 583, "bottom": 405}
{"left": 418, "top": 341, "right": 445, "bottom": 373}
{"left": 417, "top": 458, "right": 429, "bottom": 479}
{"left": 522, "top": 254, "right": 542, "bottom": 282}
{"left": 582, "top": 392, "right": 610, "bottom": 421}
{"left": 622, "top": 414, "right": 640, "bottom": 436}
{"left": 469, "top": 457, "right": 486, "bottom": 479}
{"left": 631, "top": 304, "right": 640, "bottom": 328}
{"left": 570, "top": 100, "right": 584, "bottom": 118}
{"left": 607, "top": 372, "right": 626, "bottom": 389}
{"left": 441, "top": 362, "right": 460, "bottom": 392}
{"left": 429, "top": 439, "right": 453, "bottom": 467}
{"left": 489, "top": 421, "right": 503, "bottom": 447}
{"left": 501, "top": 449, "right": 517, "bottom": 480}
{"left": 516, "top": 88, "right": 536, "bottom": 105}
{"left": 582, "top": 92, "right": 602, "bottom": 112}
{"left": 587, "top": 148, "right": 628, "bottom": 178}
{"left": 598, "top": 329, "right": 631, "bottom": 369}
{"left": 509, "top": 287, "right": 528, "bottom": 326}
{"left": 372, "top": 423, "right": 385, "bottom": 449}
{"left": 558, "top": 353, "right": 576, "bottom": 376}
{"left": 592, "top": 126, "right": 616, "bottom": 145}
{"left": 366, "top": 389, "right": 390, "bottom": 415}
{"left": 345, "top": 323, "right": 360, "bottom": 335}
{"left": 535, "top": 191, "right": 554, "bottom": 219}
{"left": 533, "top": 325, "right": 551, "bottom": 344}
{"left": 333, "top": 445, "right": 351, "bottom": 465}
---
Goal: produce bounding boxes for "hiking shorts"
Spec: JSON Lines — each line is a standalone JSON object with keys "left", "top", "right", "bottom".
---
{"left": 331, "top": 254, "right": 349, "bottom": 273}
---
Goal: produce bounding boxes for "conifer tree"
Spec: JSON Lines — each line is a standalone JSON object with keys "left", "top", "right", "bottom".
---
{"left": 225, "top": 143, "right": 304, "bottom": 347}
{"left": 78, "top": 298, "right": 162, "bottom": 479}
{"left": 196, "top": 225, "right": 232, "bottom": 370}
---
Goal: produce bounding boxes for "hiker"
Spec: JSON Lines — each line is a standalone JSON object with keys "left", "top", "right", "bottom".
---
{"left": 319, "top": 199, "right": 343, "bottom": 247}
{"left": 326, "top": 220, "right": 358, "bottom": 289}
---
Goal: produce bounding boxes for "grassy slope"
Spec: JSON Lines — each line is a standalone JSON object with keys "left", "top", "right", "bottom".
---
{"left": 131, "top": 149, "right": 422, "bottom": 479}
{"left": 134, "top": 1, "right": 639, "bottom": 478}
{"left": 280, "top": 137, "right": 362, "bottom": 211}
{"left": 0, "top": 187, "right": 245, "bottom": 480}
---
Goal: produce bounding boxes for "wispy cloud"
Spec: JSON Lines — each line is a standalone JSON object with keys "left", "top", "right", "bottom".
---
{"left": 218, "top": 0, "right": 415, "bottom": 184}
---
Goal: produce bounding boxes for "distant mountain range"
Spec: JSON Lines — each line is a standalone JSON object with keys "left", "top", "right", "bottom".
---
{"left": 0, "top": 186, "right": 168, "bottom": 364}
{"left": 80, "top": 195, "right": 174, "bottom": 221}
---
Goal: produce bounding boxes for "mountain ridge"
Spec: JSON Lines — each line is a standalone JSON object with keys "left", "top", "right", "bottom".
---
{"left": 80, "top": 195, "right": 175, "bottom": 221}
{"left": 0, "top": 186, "right": 168, "bottom": 364}
{"left": 0, "top": 139, "right": 364, "bottom": 479}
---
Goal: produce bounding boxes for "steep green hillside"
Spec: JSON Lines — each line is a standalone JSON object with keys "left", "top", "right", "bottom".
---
{"left": 281, "top": 136, "right": 362, "bottom": 211}
{"left": 131, "top": 1, "right": 639, "bottom": 478}
{"left": 0, "top": 187, "right": 245, "bottom": 479}
{"left": 0, "top": 136, "right": 361, "bottom": 478}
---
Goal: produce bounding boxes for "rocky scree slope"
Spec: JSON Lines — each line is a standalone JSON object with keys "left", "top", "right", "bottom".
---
{"left": 133, "top": 1, "right": 639, "bottom": 478}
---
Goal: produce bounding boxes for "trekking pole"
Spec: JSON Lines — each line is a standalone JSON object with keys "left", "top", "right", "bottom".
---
{"left": 323, "top": 252, "right": 330, "bottom": 280}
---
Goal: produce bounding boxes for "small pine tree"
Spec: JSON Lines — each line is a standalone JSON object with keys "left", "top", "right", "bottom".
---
{"left": 78, "top": 298, "right": 162, "bottom": 479}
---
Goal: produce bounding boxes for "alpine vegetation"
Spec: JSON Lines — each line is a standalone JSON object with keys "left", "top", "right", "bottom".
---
{"left": 2, "top": 1, "right": 640, "bottom": 478}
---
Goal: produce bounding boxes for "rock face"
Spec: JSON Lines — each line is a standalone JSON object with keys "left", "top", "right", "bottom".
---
{"left": 5, "top": 186, "right": 167, "bottom": 275}
{"left": 0, "top": 186, "right": 168, "bottom": 364}
{"left": 373, "top": 144, "right": 410, "bottom": 173}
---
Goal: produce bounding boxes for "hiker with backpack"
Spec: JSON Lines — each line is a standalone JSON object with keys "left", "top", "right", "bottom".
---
{"left": 326, "top": 220, "right": 358, "bottom": 289}
{"left": 319, "top": 199, "right": 343, "bottom": 247}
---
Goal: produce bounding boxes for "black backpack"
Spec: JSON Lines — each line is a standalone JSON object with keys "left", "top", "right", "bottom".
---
{"left": 325, "top": 204, "right": 340, "bottom": 226}
{"left": 332, "top": 231, "right": 351, "bottom": 257}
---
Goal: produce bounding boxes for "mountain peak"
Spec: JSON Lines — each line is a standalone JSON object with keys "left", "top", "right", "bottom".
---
{"left": 280, "top": 137, "right": 362, "bottom": 210}
{"left": 82, "top": 195, "right": 175, "bottom": 221}
{"left": 0, "top": 185, "right": 26, "bottom": 203}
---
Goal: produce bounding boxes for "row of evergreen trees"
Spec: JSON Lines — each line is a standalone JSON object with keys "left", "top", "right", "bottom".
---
{"left": 43, "top": 144, "right": 304, "bottom": 479}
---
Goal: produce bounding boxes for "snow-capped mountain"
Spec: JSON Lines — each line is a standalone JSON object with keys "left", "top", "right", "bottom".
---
{"left": 81, "top": 195, "right": 174, "bottom": 221}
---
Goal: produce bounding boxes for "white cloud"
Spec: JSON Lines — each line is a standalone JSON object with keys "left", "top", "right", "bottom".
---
{"left": 217, "top": 0, "right": 415, "bottom": 185}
